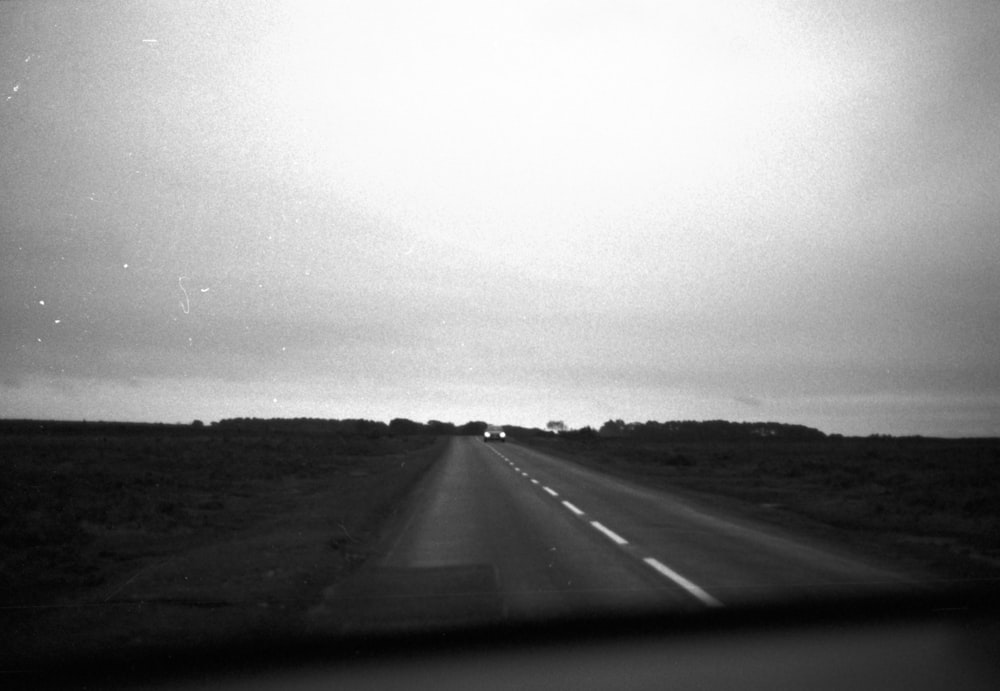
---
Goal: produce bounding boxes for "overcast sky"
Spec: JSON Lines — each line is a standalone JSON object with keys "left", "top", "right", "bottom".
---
{"left": 2, "top": 0, "right": 999, "bottom": 436}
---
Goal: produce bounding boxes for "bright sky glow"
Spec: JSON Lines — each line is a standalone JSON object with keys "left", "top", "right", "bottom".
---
{"left": 2, "top": 0, "right": 999, "bottom": 435}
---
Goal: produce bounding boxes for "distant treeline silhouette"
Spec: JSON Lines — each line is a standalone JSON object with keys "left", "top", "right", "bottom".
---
{"left": 591, "top": 419, "right": 826, "bottom": 441}
{"left": 211, "top": 417, "right": 506, "bottom": 437}
{"left": 0, "top": 417, "right": 824, "bottom": 441}
{"left": 208, "top": 418, "right": 825, "bottom": 441}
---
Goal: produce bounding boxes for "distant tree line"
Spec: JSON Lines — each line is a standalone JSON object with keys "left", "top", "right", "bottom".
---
{"left": 209, "top": 418, "right": 550, "bottom": 438}
{"left": 592, "top": 419, "right": 826, "bottom": 441}
{"left": 0, "top": 417, "right": 824, "bottom": 441}
{"left": 0, "top": 418, "right": 556, "bottom": 439}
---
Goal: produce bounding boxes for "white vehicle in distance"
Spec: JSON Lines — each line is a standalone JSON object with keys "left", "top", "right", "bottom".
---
{"left": 483, "top": 425, "right": 506, "bottom": 442}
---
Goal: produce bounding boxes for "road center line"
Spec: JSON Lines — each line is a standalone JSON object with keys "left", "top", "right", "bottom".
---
{"left": 590, "top": 521, "right": 628, "bottom": 545}
{"left": 482, "top": 443, "right": 718, "bottom": 608}
{"left": 643, "top": 557, "right": 723, "bottom": 607}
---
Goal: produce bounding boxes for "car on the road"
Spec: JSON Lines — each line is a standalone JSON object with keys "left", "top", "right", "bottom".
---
{"left": 483, "top": 425, "right": 506, "bottom": 442}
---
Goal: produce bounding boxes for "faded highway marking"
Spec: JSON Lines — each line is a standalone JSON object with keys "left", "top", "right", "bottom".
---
{"left": 590, "top": 521, "right": 628, "bottom": 545}
{"left": 644, "top": 558, "right": 723, "bottom": 607}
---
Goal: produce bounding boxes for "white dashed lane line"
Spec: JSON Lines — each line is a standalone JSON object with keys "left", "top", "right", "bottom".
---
{"left": 590, "top": 521, "right": 628, "bottom": 545}
{"left": 485, "top": 442, "right": 722, "bottom": 607}
{"left": 644, "top": 558, "right": 723, "bottom": 607}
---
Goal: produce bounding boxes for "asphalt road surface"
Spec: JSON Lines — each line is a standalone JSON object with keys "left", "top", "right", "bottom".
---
{"left": 312, "top": 437, "right": 913, "bottom": 631}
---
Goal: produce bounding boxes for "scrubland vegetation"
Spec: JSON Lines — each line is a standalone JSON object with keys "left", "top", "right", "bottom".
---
{"left": 0, "top": 419, "right": 444, "bottom": 661}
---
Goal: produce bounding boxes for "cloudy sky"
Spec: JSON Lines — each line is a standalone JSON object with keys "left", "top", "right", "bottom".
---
{"left": 2, "top": 0, "right": 998, "bottom": 436}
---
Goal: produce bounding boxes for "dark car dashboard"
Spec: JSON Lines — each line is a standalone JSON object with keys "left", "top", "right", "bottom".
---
{"left": 12, "top": 588, "right": 999, "bottom": 690}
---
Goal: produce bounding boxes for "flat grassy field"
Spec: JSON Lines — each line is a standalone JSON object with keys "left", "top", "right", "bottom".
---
{"left": 0, "top": 421, "right": 444, "bottom": 664}
{"left": 518, "top": 434, "right": 1000, "bottom": 585}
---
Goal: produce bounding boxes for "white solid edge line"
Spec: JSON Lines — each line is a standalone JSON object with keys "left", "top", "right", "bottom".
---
{"left": 643, "top": 557, "right": 723, "bottom": 608}
{"left": 590, "top": 521, "right": 628, "bottom": 545}
{"left": 562, "top": 500, "right": 584, "bottom": 516}
{"left": 543, "top": 486, "right": 559, "bottom": 497}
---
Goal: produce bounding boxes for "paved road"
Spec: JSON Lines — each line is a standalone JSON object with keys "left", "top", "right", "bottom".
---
{"left": 312, "top": 436, "right": 913, "bottom": 631}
